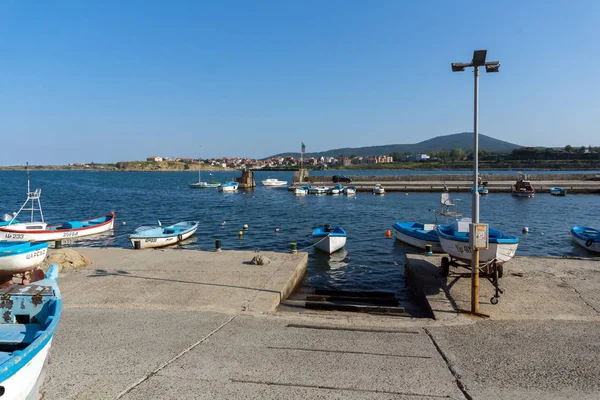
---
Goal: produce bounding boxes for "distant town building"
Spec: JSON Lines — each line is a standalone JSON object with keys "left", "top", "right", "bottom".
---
{"left": 176, "top": 158, "right": 196, "bottom": 163}
{"left": 146, "top": 156, "right": 163, "bottom": 162}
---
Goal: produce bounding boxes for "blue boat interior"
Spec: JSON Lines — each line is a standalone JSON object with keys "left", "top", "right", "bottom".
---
{"left": 131, "top": 221, "right": 197, "bottom": 238}
{"left": 0, "top": 265, "right": 61, "bottom": 381}
{"left": 0, "top": 242, "right": 49, "bottom": 257}
{"left": 312, "top": 225, "right": 346, "bottom": 237}
{"left": 394, "top": 222, "right": 439, "bottom": 242}
{"left": 571, "top": 226, "right": 599, "bottom": 239}
{"left": 438, "top": 221, "right": 519, "bottom": 244}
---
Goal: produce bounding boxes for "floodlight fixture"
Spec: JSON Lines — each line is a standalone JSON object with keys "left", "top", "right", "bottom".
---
{"left": 485, "top": 62, "right": 500, "bottom": 73}
{"left": 472, "top": 50, "right": 487, "bottom": 66}
{"left": 451, "top": 62, "right": 469, "bottom": 72}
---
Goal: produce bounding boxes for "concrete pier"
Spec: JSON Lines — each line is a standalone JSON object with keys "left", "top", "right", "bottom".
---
{"left": 44, "top": 249, "right": 600, "bottom": 399}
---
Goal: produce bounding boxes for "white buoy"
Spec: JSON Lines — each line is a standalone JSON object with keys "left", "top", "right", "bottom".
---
{"left": 122, "top": 221, "right": 126, "bottom": 225}
{"left": 522, "top": 227, "right": 529, "bottom": 233}
{"left": 222, "top": 221, "right": 226, "bottom": 225}
{"left": 243, "top": 224, "right": 249, "bottom": 230}
{"left": 275, "top": 228, "right": 280, "bottom": 232}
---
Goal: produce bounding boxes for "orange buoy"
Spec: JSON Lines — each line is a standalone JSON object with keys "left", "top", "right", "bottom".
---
{"left": 386, "top": 229, "right": 391, "bottom": 238}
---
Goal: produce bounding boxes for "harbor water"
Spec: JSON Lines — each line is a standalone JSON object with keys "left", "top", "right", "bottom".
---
{"left": 1, "top": 170, "right": 599, "bottom": 297}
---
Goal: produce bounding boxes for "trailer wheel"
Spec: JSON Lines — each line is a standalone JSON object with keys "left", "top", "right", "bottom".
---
{"left": 441, "top": 257, "right": 450, "bottom": 277}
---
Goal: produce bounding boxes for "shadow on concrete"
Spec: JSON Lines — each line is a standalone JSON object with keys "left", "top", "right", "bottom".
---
{"left": 87, "top": 269, "right": 280, "bottom": 294}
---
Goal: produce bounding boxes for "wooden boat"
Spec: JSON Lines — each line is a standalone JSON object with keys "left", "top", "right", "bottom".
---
{"left": 372, "top": 184, "right": 385, "bottom": 195}
{"left": 511, "top": 173, "right": 535, "bottom": 198}
{"left": 550, "top": 187, "right": 567, "bottom": 196}
{"left": 262, "top": 178, "right": 288, "bottom": 187}
{"left": 0, "top": 264, "right": 62, "bottom": 399}
{"left": 294, "top": 185, "right": 311, "bottom": 195}
{"left": 330, "top": 184, "right": 344, "bottom": 195}
{"left": 218, "top": 182, "right": 239, "bottom": 192}
{"left": 344, "top": 186, "right": 357, "bottom": 195}
{"left": 0, "top": 213, "right": 115, "bottom": 242}
{"left": 312, "top": 225, "right": 347, "bottom": 254}
{"left": 309, "top": 186, "right": 329, "bottom": 195}
{"left": 570, "top": 226, "right": 600, "bottom": 253}
{"left": 129, "top": 221, "right": 199, "bottom": 249}
{"left": 392, "top": 222, "right": 443, "bottom": 253}
{"left": 0, "top": 242, "right": 49, "bottom": 276}
{"left": 437, "top": 219, "right": 519, "bottom": 264}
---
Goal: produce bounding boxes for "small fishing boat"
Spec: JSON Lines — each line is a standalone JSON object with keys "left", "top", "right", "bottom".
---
{"left": 344, "top": 186, "right": 357, "bottom": 195}
{"left": 312, "top": 225, "right": 347, "bottom": 254}
{"left": 550, "top": 187, "right": 567, "bottom": 196}
{"left": 218, "top": 182, "right": 239, "bottom": 192}
{"left": 392, "top": 222, "right": 443, "bottom": 253}
{"left": 373, "top": 184, "right": 385, "bottom": 195}
{"left": 437, "top": 219, "right": 519, "bottom": 264}
{"left": 188, "top": 166, "right": 220, "bottom": 188}
{"left": 262, "top": 178, "right": 288, "bottom": 187}
{"left": 0, "top": 169, "right": 115, "bottom": 242}
{"left": 309, "top": 186, "right": 329, "bottom": 195}
{"left": 294, "top": 185, "right": 311, "bottom": 195}
{"left": 129, "top": 221, "right": 199, "bottom": 249}
{"left": 0, "top": 213, "right": 115, "bottom": 242}
{"left": 570, "top": 226, "right": 600, "bottom": 253}
{"left": 511, "top": 172, "right": 535, "bottom": 198}
{"left": 470, "top": 186, "right": 489, "bottom": 195}
{"left": 0, "top": 264, "right": 62, "bottom": 399}
{"left": 0, "top": 242, "right": 49, "bottom": 276}
{"left": 330, "top": 184, "right": 344, "bottom": 195}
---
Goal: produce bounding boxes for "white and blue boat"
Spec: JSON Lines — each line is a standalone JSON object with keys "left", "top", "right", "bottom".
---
{"left": 470, "top": 186, "right": 489, "bottom": 195}
{"left": 129, "top": 221, "right": 199, "bottom": 249}
{"left": 437, "top": 219, "right": 519, "bottom": 264}
{"left": 330, "top": 184, "right": 344, "bottom": 195}
{"left": 0, "top": 264, "right": 62, "bottom": 399}
{"left": 344, "top": 186, "right": 356, "bottom": 195}
{"left": 312, "top": 225, "right": 347, "bottom": 254}
{"left": 218, "top": 182, "right": 239, "bottom": 192}
{"left": 570, "top": 226, "right": 600, "bottom": 253}
{"left": 294, "top": 185, "right": 311, "bottom": 195}
{"left": 550, "top": 187, "right": 567, "bottom": 196}
{"left": 0, "top": 242, "right": 49, "bottom": 276}
{"left": 309, "top": 186, "right": 329, "bottom": 195}
{"left": 392, "top": 222, "right": 443, "bottom": 253}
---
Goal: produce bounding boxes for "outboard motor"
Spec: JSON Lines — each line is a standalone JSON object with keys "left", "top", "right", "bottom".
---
{"left": 324, "top": 224, "right": 332, "bottom": 232}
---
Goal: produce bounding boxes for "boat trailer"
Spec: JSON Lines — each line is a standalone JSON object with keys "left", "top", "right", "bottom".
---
{"left": 440, "top": 256, "right": 504, "bottom": 305}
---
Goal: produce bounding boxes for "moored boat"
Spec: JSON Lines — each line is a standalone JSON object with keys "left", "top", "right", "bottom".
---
{"left": 511, "top": 172, "right": 535, "bottom": 198}
{"left": 312, "top": 225, "right": 347, "bottom": 254}
{"left": 470, "top": 186, "right": 489, "bottom": 195}
{"left": 550, "top": 187, "right": 567, "bottom": 196}
{"left": 0, "top": 264, "right": 62, "bottom": 399}
{"left": 344, "top": 186, "right": 357, "bottom": 195}
{"left": 392, "top": 222, "right": 443, "bottom": 253}
{"left": 129, "top": 221, "right": 199, "bottom": 249}
{"left": 0, "top": 242, "right": 49, "bottom": 276}
{"left": 309, "top": 186, "right": 329, "bottom": 195}
{"left": 262, "top": 178, "right": 288, "bottom": 187}
{"left": 373, "top": 184, "right": 385, "bottom": 195}
{"left": 189, "top": 181, "right": 220, "bottom": 189}
{"left": 294, "top": 185, "right": 311, "bottom": 195}
{"left": 437, "top": 219, "right": 519, "bottom": 264}
{"left": 0, "top": 213, "right": 115, "bottom": 242}
{"left": 330, "top": 184, "right": 344, "bottom": 195}
{"left": 218, "top": 182, "right": 239, "bottom": 192}
{"left": 570, "top": 226, "right": 600, "bottom": 253}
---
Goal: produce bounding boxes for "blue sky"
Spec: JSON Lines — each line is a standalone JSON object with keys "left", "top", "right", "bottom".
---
{"left": 0, "top": 0, "right": 598, "bottom": 164}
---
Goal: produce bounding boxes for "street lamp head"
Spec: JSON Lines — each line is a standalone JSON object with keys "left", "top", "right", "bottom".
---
{"left": 451, "top": 63, "right": 465, "bottom": 72}
{"left": 485, "top": 62, "right": 500, "bottom": 73}
{"left": 472, "top": 50, "right": 487, "bottom": 67}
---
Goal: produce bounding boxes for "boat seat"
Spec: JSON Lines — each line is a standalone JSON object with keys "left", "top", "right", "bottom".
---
{"left": 0, "top": 324, "right": 42, "bottom": 345}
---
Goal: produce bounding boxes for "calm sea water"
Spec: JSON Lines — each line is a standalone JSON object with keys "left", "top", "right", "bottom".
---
{"left": 1, "top": 170, "right": 598, "bottom": 297}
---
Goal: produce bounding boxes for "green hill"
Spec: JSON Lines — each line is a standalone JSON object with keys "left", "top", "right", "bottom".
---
{"left": 268, "top": 132, "right": 522, "bottom": 159}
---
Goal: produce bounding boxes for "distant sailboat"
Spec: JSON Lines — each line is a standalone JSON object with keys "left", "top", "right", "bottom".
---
{"left": 189, "top": 148, "right": 220, "bottom": 188}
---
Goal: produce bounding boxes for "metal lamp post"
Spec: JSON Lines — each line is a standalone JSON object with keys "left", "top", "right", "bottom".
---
{"left": 451, "top": 50, "right": 500, "bottom": 314}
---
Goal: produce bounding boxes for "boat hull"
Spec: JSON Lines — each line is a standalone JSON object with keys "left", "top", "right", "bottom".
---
{"left": 438, "top": 235, "right": 519, "bottom": 264}
{"left": 392, "top": 224, "right": 443, "bottom": 253}
{"left": 294, "top": 188, "right": 308, "bottom": 195}
{"left": 262, "top": 180, "right": 288, "bottom": 187}
{"left": 511, "top": 190, "right": 534, "bottom": 198}
{"left": 129, "top": 224, "right": 198, "bottom": 249}
{"left": 189, "top": 182, "right": 220, "bottom": 189}
{"left": 313, "top": 235, "right": 346, "bottom": 254}
{"left": 0, "top": 244, "right": 48, "bottom": 274}
{"left": 0, "top": 213, "right": 115, "bottom": 242}
{"left": 570, "top": 227, "right": 600, "bottom": 253}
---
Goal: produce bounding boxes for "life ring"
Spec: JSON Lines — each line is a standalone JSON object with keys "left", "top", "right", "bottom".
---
{"left": 586, "top": 238, "right": 594, "bottom": 247}
{"left": 177, "top": 234, "right": 183, "bottom": 242}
